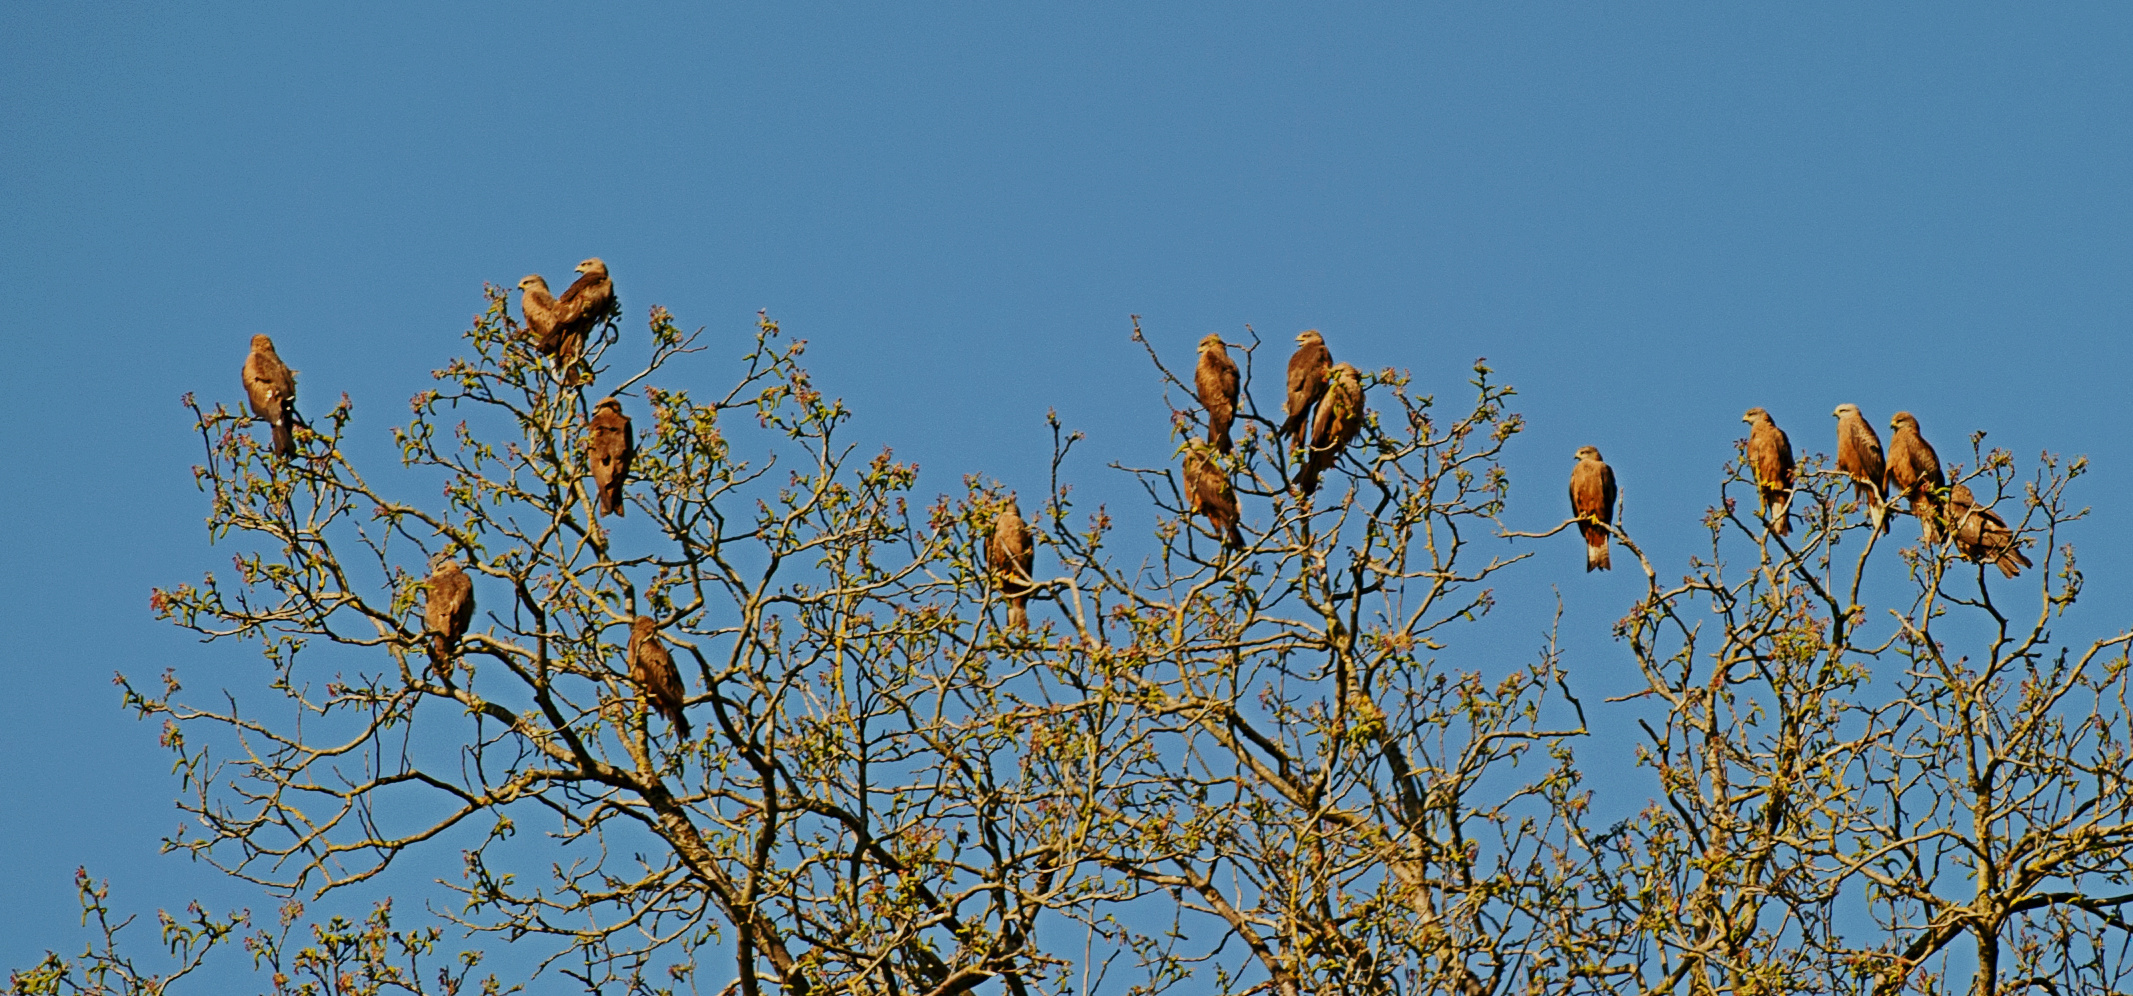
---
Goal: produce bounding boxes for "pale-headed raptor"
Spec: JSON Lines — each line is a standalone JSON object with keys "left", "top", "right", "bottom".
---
{"left": 628, "top": 616, "right": 691, "bottom": 738}
{"left": 587, "top": 397, "right": 635, "bottom": 518}
{"left": 423, "top": 553, "right": 475, "bottom": 674}
{"left": 1195, "top": 334, "right": 1240, "bottom": 455}
{"left": 1833, "top": 403, "right": 1890, "bottom": 534}
{"left": 987, "top": 495, "right": 1036, "bottom": 629}
{"left": 518, "top": 275, "right": 562, "bottom": 355}
{"left": 1279, "top": 329, "right": 1332, "bottom": 446}
{"left": 1183, "top": 441, "right": 1245, "bottom": 550}
{"left": 242, "top": 334, "right": 298, "bottom": 459}
{"left": 1570, "top": 446, "right": 1617, "bottom": 572}
{"left": 1886, "top": 411, "right": 1947, "bottom": 543}
{"left": 552, "top": 258, "right": 619, "bottom": 373}
{"left": 1299, "top": 363, "right": 1365, "bottom": 497}
{"left": 1947, "top": 484, "right": 2031, "bottom": 578}
{"left": 1742, "top": 408, "right": 1794, "bottom": 536}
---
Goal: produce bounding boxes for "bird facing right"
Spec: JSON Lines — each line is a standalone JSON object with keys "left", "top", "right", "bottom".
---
{"left": 552, "top": 258, "right": 618, "bottom": 379}
{"left": 1569, "top": 446, "right": 1617, "bottom": 572}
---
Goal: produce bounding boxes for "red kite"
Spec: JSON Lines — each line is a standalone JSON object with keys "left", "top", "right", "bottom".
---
{"left": 1570, "top": 446, "right": 1616, "bottom": 572}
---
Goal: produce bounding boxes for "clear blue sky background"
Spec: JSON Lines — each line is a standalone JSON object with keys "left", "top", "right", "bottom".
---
{"left": 5, "top": 2, "right": 2131, "bottom": 984}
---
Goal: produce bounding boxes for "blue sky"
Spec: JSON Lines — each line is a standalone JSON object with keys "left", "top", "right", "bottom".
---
{"left": 5, "top": 2, "right": 2132, "bottom": 982}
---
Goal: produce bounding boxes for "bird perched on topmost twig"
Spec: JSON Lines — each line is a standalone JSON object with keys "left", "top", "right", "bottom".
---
{"left": 518, "top": 275, "right": 561, "bottom": 355}
{"left": 1887, "top": 411, "right": 1947, "bottom": 543}
{"left": 242, "top": 334, "right": 298, "bottom": 459}
{"left": 551, "top": 258, "right": 618, "bottom": 382}
{"left": 1279, "top": 330, "right": 1331, "bottom": 447}
{"left": 1194, "top": 334, "right": 1240, "bottom": 455}
{"left": 1742, "top": 407, "right": 1794, "bottom": 537}
{"left": 1833, "top": 403, "right": 1890, "bottom": 535}
{"left": 1570, "top": 446, "right": 1617, "bottom": 572}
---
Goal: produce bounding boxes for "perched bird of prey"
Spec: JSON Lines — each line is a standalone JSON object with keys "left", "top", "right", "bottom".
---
{"left": 587, "top": 397, "right": 635, "bottom": 518}
{"left": 1947, "top": 485, "right": 2031, "bottom": 578}
{"left": 1886, "top": 411, "right": 1947, "bottom": 542}
{"left": 518, "top": 275, "right": 562, "bottom": 354}
{"left": 1570, "top": 446, "right": 1617, "bottom": 572}
{"left": 552, "top": 258, "right": 619, "bottom": 376}
{"left": 1183, "top": 441, "right": 1245, "bottom": 549}
{"left": 1299, "top": 363, "right": 1365, "bottom": 497}
{"left": 628, "top": 616, "right": 691, "bottom": 738}
{"left": 1195, "top": 334, "right": 1240, "bottom": 455}
{"left": 241, "top": 334, "right": 298, "bottom": 458}
{"left": 423, "top": 553, "right": 475, "bottom": 674}
{"left": 1742, "top": 408, "right": 1794, "bottom": 536}
{"left": 1279, "top": 329, "right": 1332, "bottom": 446}
{"left": 987, "top": 495, "right": 1036, "bottom": 629}
{"left": 1833, "top": 404, "right": 1890, "bottom": 534}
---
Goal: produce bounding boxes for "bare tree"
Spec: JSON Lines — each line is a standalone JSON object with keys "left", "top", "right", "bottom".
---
{"left": 1611, "top": 431, "right": 2133, "bottom": 995}
{"left": 969, "top": 326, "right": 1619, "bottom": 996}
{"left": 23, "top": 278, "right": 2133, "bottom": 996}
{"left": 130, "top": 291, "right": 1110, "bottom": 995}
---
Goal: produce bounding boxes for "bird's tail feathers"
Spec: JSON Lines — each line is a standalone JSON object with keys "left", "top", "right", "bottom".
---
{"left": 667, "top": 703, "right": 692, "bottom": 740}
{"left": 1208, "top": 421, "right": 1232, "bottom": 455}
{"left": 1770, "top": 491, "right": 1791, "bottom": 536}
{"left": 1582, "top": 523, "right": 1612, "bottom": 572}
{"left": 1008, "top": 598, "right": 1029, "bottom": 631}
{"left": 1997, "top": 547, "right": 2033, "bottom": 579}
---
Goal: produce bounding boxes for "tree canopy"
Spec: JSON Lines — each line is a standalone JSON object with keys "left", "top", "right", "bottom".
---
{"left": 14, "top": 287, "right": 2133, "bottom": 996}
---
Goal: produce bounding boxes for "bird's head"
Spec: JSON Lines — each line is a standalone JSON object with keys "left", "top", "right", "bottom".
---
{"left": 1742, "top": 407, "right": 1768, "bottom": 425}
{"left": 428, "top": 551, "right": 458, "bottom": 574}
{"left": 1832, "top": 403, "right": 1859, "bottom": 420}
{"left": 251, "top": 333, "right": 277, "bottom": 351}
{"left": 1891, "top": 411, "right": 1917, "bottom": 431}
{"left": 632, "top": 615, "right": 657, "bottom": 636}
{"left": 576, "top": 258, "right": 607, "bottom": 276}
{"left": 518, "top": 275, "right": 549, "bottom": 293}
{"left": 594, "top": 396, "right": 622, "bottom": 413}
{"left": 1198, "top": 332, "right": 1225, "bottom": 352}
{"left": 1576, "top": 445, "right": 1602, "bottom": 462}
{"left": 1949, "top": 483, "right": 1977, "bottom": 507}
{"left": 1296, "top": 329, "right": 1323, "bottom": 347}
